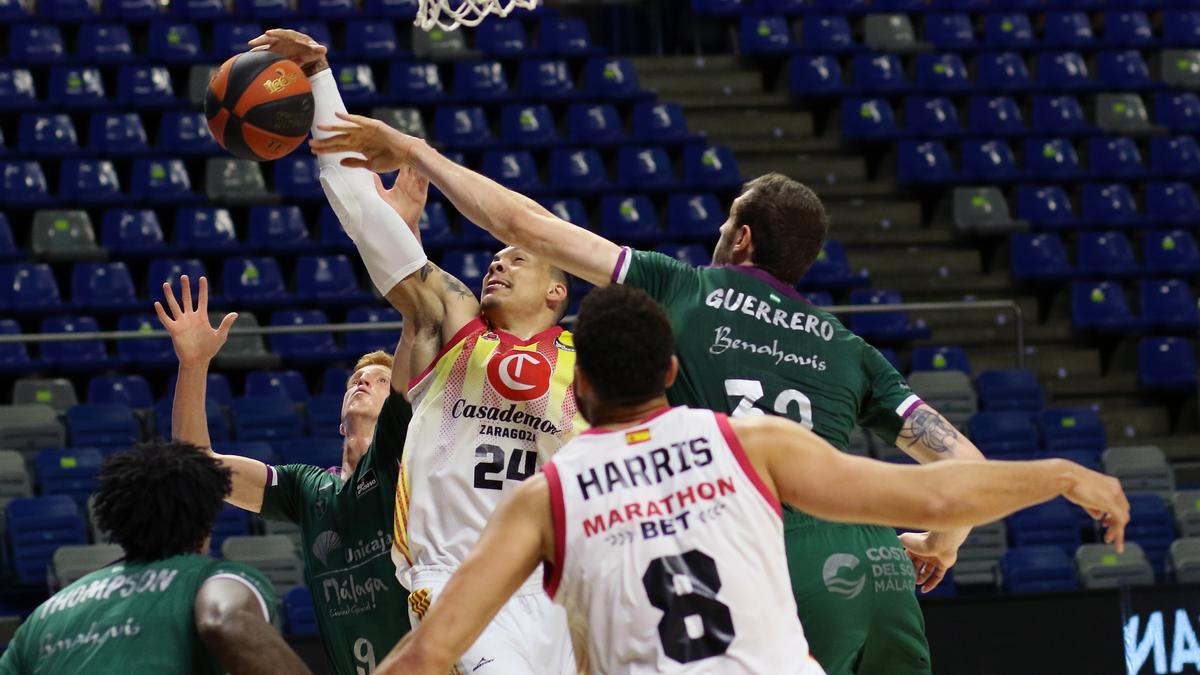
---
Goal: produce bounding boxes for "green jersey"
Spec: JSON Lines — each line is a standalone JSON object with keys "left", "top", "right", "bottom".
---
{"left": 0, "top": 554, "right": 274, "bottom": 675}
{"left": 615, "top": 249, "right": 922, "bottom": 450}
{"left": 259, "top": 392, "right": 412, "bottom": 675}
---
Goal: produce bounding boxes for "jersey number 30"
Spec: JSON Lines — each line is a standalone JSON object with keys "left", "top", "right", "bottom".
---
{"left": 642, "top": 550, "right": 735, "bottom": 664}
{"left": 725, "top": 378, "right": 814, "bottom": 429}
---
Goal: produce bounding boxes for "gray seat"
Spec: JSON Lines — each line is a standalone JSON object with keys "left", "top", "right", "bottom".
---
{"left": 212, "top": 311, "right": 281, "bottom": 370}
{"left": 51, "top": 544, "right": 124, "bottom": 590}
{"left": 206, "top": 158, "right": 272, "bottom": 205}
{"left": 951, "top": 187, "right": 1026, "bottom": 235}
{"left": 31, "top": 210, "right": 104, "bottom": 262}
{"left": 222, "top": 535, "right": 305, "bottom": 593}
{"left": 189, "top": 64, "right": 218, "bottom": 106}
{"left": 1170, "top": 538, "right": 1200, "bottom": 584}
{"left": 372, "top": 106, "right": 428, "bottom": 138}
{"left": 1096, "top": 93, "right": 1156, "bottom": 134}
{"left": 0, "top": 405, "right": 66, "bottom": 454}
{"left": 863, "top": 14, "right": 929, "bottom": 53}
{"left": 1103, "top": 446, "right": 1175, "bottom": 498}
{"left": 0, "top": 449, "right": 32, "bottom": 544}
{"left": 412, "top": 24, "right": 473, "bottom": 60}
{"left": 12, "top": 378, "right": 79, "bottom": 415}
{"left": 846, "top": 427, "right": 872, "bottom": 457}
{"left": 1161, "top": 50, "right": 1200, "bottom": 90}
{"left": 905, "top": 371, "right": 977, "bottom": 417}
{"left": 1076, "top": 542, "right": 1155, "bottom": 589}
{"left": 262, "top": 518, "right": 303, "bottom": 553}
{"left": 956, "top": 521, "right": 1007, "bottom": 586}
{"left": 1174, "top": 490, "right": 1200, "bottom": 538}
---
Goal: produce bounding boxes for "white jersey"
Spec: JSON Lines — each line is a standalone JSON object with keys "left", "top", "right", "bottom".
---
{"left": 393, "top": 317, "right": 585, "bottom": 592}
{"left": 543, "top": 406, "right": 822, "bottom": 675}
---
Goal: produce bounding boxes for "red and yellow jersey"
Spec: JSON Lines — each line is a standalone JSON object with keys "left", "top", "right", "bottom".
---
{"left": 392, "top": 317, "right": 585, "bottom": 590}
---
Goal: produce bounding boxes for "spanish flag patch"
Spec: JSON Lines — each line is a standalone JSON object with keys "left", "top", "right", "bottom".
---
{"left": 625, "top": 428, "right": 651, "bottom": 445}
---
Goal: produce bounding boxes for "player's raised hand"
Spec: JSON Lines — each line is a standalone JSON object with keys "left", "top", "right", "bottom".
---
{"left": 246, "top": 28, "right": 327, "bottom": 68}
{"left": 154, "top": 275, "right": 238, "bottom": 367}
{"left": 310, "top": 112, "right": 423, "bottom": 172}
{"left": 1062, "top": 464, "right": 1130, "bottom": 552}
{"left": 898, "top": 531, "right": 960, "bottom": 594}
{"left": 373, "top": 164, "right": 429, "bottom": 241}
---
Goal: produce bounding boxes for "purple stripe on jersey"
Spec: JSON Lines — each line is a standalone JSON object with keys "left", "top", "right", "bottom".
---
{"left": 611, "top": 247, "right": 629, "bottom": 283}
{"left": 265, "top": 464, "right": 276, "bottom": 487}
{"left": 715, "top": 264, "right": 809, "bottom": 303}
{"left": 901, "top": 398, "right": 925, "bottom": 418}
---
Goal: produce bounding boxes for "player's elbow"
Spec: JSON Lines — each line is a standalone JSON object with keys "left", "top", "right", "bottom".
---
{"left": 915, "top": 486, "right": 966, "bottom": 530}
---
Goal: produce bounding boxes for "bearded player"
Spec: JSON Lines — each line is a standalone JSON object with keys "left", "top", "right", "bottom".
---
{"left": 373, "top": 285, "right": 1129, "bottom": 675}
{"left": 312, "top": 114, "right": 995, "bottom": 675}
{"left": 252, "top": 29, "right": 580, "bottom": 675}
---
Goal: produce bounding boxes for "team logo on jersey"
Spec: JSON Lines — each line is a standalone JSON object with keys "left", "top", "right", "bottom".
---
{"left": 554, "top": 334, "right": 575, "bottom": 352}
{"left": 356, "top": 468, "right": 379, "bottom": 498}
{"left": 487, "top": 350, "right": 552, "bottom": 401}
{"left": 823, "top": 553, "right": 866, "bottom": 599}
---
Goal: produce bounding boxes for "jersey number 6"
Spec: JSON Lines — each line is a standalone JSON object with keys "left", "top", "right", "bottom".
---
{"left": 642, "top": 550, "right": 735, "bottom": 664}
{"left": 473, "top": 444, "right": 538, "bottom": 490}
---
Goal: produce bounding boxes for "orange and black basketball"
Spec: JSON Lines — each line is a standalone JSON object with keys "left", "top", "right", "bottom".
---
{"left": 204, "top": 51, "right": 314, "bottom": 162}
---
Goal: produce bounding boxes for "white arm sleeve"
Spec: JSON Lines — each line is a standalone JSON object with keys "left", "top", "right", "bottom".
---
{"left": 309, "top": 69, "right": 427, "bottom": 295}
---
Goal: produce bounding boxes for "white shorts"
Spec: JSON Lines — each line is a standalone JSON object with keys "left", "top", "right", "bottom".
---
{"left": 407, "top": 571, "right": 575, "bottom": 675}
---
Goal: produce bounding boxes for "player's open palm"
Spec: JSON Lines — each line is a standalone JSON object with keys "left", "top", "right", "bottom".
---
{"left": 311, "top": 112, "right": 420, "bottom": 172}
{"left": 154, "top": 275, "right": 238, "bottom": 367}
{"left": 373, "top": 165, "right": 429, "bottom": 240}
{"left": 1063, "top": 467, "right": 1130, "bottom": 552}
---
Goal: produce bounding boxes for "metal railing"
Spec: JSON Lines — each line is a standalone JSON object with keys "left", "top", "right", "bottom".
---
{"left": 0, "top": 299, "right": 1025, "bottom": 366}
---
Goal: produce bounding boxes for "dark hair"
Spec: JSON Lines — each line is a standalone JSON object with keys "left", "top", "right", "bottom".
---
{"left": 93, "top": 441, "right": 233, "bottom": 562}
{"left": 736, "top": 173, "right": 829, "bottom": 285}
{"left": 574, "top": 285, "right": 674, "bottom": 404}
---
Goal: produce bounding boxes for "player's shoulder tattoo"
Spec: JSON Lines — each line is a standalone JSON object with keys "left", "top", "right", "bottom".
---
{"left": 897, "top": 408, "right": 958, "bottom": 454}
{"left": 419, "top": 262, "right": 434, "bottom": 282}
{"left": 439, "top": 269, "right": 474, "bottom": 303}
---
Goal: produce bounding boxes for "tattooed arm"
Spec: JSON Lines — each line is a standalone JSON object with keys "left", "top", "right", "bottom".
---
{"left": 384, "top": 261, "right": 480, "bottom": 392}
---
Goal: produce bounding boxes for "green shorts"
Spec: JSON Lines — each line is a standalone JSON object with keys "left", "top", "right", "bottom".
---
{"left": 785, "top": 511, "right": 932, "bottom": 675}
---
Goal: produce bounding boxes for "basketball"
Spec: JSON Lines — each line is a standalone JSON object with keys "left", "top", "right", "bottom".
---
{"left": 204, "top": 51, "right": 314, "bottom": 162}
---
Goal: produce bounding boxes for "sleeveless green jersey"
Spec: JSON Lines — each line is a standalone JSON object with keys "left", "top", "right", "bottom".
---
{"left": 0, "top": 554, "right": 274, "bottom": 675}
{"left": 614, "top": 249, "right": 923, "bottom": 450}
{"left": 259, "top": 392, "right": 412, "bottom": 675}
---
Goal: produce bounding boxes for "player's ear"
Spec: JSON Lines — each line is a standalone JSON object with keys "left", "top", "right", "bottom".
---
{"left": 664, "top": 355, "right": 679, "bottom": 389}
{"left": 734, "top": 224, "right": 753, "bottom": 261}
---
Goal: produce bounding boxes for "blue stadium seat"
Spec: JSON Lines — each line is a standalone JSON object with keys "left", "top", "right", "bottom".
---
{"left": 270, "top": 310, "right": 342, "bottom": 362}
{"left": 1103, "top": 10, "right": 1153, "bottom": 48}
{"left": 1126, "top": 494, "right": 1176, "bottom": 578}
{"left": 477, "top": 20, "right": 528, "bottom": 57}
{"left": 798, "top": 239, "right": 866, "bottom": 290}
{"left": 1036, "top": 52, "right": 1092, "bottom": 92}
{"left": 280, "top": 21, "right": 331, "bottom": 47}
{"left": 969, "top": 411, "right": 1038, "bottom": 458}
{"left": 481, "top": 150, "right": 544, "bottom": 192}
{"left": 344, "top": 20, "right": 398, "bottom": 59}
{"left": 209, "top": 504, "right": 250, "bottom": 557}
{"left": 102, "top": 209, "right": 168, "bottom": 257}
{"left": 566, "top": 103, "right": 625, "bottom": 146}
{"left": 846, "top": 289, "right": 930, "bottom": 343}
{"left": 499, "top": 104, "right": 559, "bottom": 147}
{"left": 247, "top": 206, "right": 315, "bottom": 254}
{"left": 542, "top": 198, "right": 588, "bottom": 228}
{"left": 299, "top": 0, "right": 355, "bottom": 18}
{"left": 273, "top": 156, "right": 322, "bottom": 200}
{"left": 976, "top": 369, "right": 1045, "bottom": 412}
{"left": 131, "top": 159, "right": 193, "bottom": 204}
{"left": 1163, "top": 10, "right": 1200, "bottom": 48}
{"left": 212, "top": 21, "right": 262, "bottom": 57}
{"left": 1000, "top": 547, "right": 1079, "bottom": 593}
{"left": 439, "top": 250, "right": 489, "bottom": 295}
{"left": 788, "top": 55, "right": 848, "bottom": 98}
{"left": 913, "top": 54, "right": 970, "bottom": 94}
{"left": 667, "top": 192, "right": 723, "bottom": 238}
{"left": 1077, "top": 231, "right": 1140, "bottom": 278}
{"left": 418, "top": 202, "right": 453, "bottom": 247}
{"left": 1043, "top": 11, "right": 1093, "bottom": 48}
{"left": 176, "top": 208, "right": 243, "bottom": 255}
{"left": 538, "top": 18, "right": 600, "bottom": 57}
{"left": 47, "top": 66, "right": 106, "bottom": 110}
{"left": 108, "top": 0, "right": 160, "bottom": 19}
{"left": 115, "top": 314, "right": 175, "bottom": 366}
{"left": 6, "top": 496, "right": 87, "bottom": 583}
{"left": 1080, "top": 183, "right": 1147, "bottom": 229}
{"left": 1150, "top": 136, "right": 1200, "bottom": 180}
{"left": 1140, "top": 280, "right": 1200, "bottom": 333}
{"left": 599, "top": 195, "right": 660, "bottom": 243}
{"left": 961, "top": 139, "right": 1019, "bottom": 182}
{"left": 1, "top": 161, "right": 52, "bottom": 207}
{"left": 232, "top": 395, "right": 305, "bottom": 442}
{"left": 1143, "top": 231, "right": 1200, "bottom": 278}
{"left": 222, "top": 256, "right": 288, "bottom": 307}
{"left": 582, "top": 58, "right": 646, "bottom": 101}
{"left": 1072, "top": 281, "right": 1141, "bottom": 333}
{"left": 1146, "top": 182, "right": 1200, "bottom": 227}
{"left": 0, "top": 215, "right": 18, "bottom": 261}
{"left": 983, "top": 13, "right": 1034, "bottom": 49}
{"left": 10, "top": 25, "right": 66, "bottom": 64}
{"left": 40, "top": 316, "right": 116, "bottom": 369}
{"left": 245, "top": 370, "right": 309, "bottom": 402}
{"left": 1015, "top": 185, "right": 1076, "bottom": 231}
{"left": 654, "top": 244, "right": 710, "bottom": 267}
{"left": 19, "top": 114, "right": 79, "bottom": 157}
{"left": 0, "top": 263, "right": 61, "bottom": 312}
{"left": 968, "top": 96, "right": 1026, "bottom": 136}
{"left": 117, "top": 65, "right": 179, "bottom": 107}
{"left": 42, "top": 0, "right": 95, "bottom": 18}
{"left": 388, "top": 63, "right": 446, "bottom": 104}
{"left": 65, "top": 403, "right": 140, "bottom": 449}
{"left": 548, "top": 148, "right": 609, "bottom": 194}
{"left": 72, "top": 262, "right": 139, "bottom": 311}
{"left": 35, "top": 448, "right": 102, "bottom": 508}
{"left": 911, "top": 346, "right": 970, "bottom": 374}
{"left": 1023, "top": 138, "right": 1084, "bottom": 181}
{"left": 59, "top": 159, "right": 122, "bottom": 206}
{"left": 851, "top": 53, "right": 908, "bottom": 93}
{"left": 330, "top": 64, "right": 377, "bottom": 104}
{"left": 740, "top": 16, "right": 793, "bottom": 56}
{"left": 0, "top": 0, "right": 31, "bottom": 19}
{"left": 148, "top": 21, "right": 203, "bottom": 62}
{"left": 1154, "top": 92, "right": 1200, "bottom": 134}
{"left": 1007, "top": 500, "right": 1083, "bottom": 557}
{"left": 285, "top": 587, "right": 319, "bottom": 637}
{"left": 165, "top": 371, "right": 234, "bottom": 407}
{"left": 1030, "top": 95, "right": 1092, "bottom": 136}
{"left": 145, "top": 258, "right": 207, "bottom": 303}
{"left": 1010, "top": 233, "right": 1074, "bottom": 282}
{"left": 280, "top": 438, "right": 341, "bottom": 466}
{"left": 242, "top": 0, "right": 295, "bottom": 18}
{"left": 88, "top": 375, "right": 152, "bottom": 409}
{"left": 683, "top": 145, "right": 742, "bottom": 191}
{"left": 434, "top": 106, "right": 494, "bottom": 149}
{"left": 345, "top": 306, "right": 401, "bottom": 356}
{"left": 1039, "top": 408, "right": 1105, "bottom": 455}
{"left": 318, "top": 206, "right": 354, "bottom": 251}
{"left": 842, "top": 98, "right": 900, "bottom": 140}
{"left": 632, "top": 102, "right": 695, "bottom": 145}
{"left": 214, "top": 442, "right": 274, "bottom": 465}
{"left": 305, "top": 394, "right": 343, "bottom": 438}
{"left": 897, "top": 140, "right": 956, "bottom": 184}
{"left": 924, "top": 13, "right": 975, "bottom": 50}
{"left": 295, "top": 254, "right": 371, "bottom": 305}
{"left": 519, "top": 59, "right": 576, "bottom": 101}
{"left": 975, "top": 52, "right": 1032, "bottom": 92}
{"left": 1139, "top": 337, "right": 1197, "bottom": 391}
{"left": 1096, "top": 50, "right": 1156, "bottom": 91}
{"left": 0, "top": 68, "right": 38, "bottom": 111}
{"left": 454, "top": 61, "right": 512, "bottom": 103}
{"left": 159, "top": 111, "right": 220, "bottom": 155}
{"left": 79, "top": 24, "right": 134, "bottom": 63}
{"left": 617, "top": 146, "right": 677, "bottom": 191}
{"left": 89, "top": 112, "right": 149, "bottom": 155}
{"left": 799, "top": 15, "right": 857, "bottom": 52}
{"left": 172, "top": 0, "right": 230, "bottom": 18}
{"left": 0, "top": 319, "right": 36, "bottom": 373}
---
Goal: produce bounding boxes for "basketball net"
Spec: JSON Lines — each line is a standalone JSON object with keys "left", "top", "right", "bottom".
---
{"left": 415, "top": 0, "right": 538, "bottom": 31}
